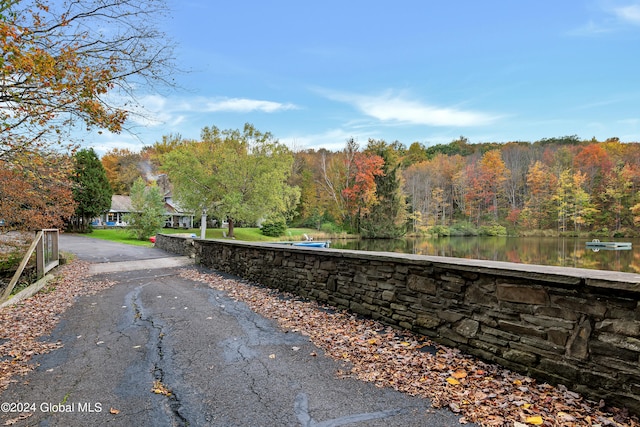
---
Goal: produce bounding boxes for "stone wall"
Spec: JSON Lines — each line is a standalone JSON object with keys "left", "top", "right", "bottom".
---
{"left": 157, "top": 236, "right": 640, "bottom": 413}
{"left": 155, "top": 234, "right": 196, "bottom": 258}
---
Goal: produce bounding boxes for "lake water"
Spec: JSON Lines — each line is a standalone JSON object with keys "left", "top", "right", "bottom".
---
{"left": 329, "top": 236, "right": 640, "bottom": 273}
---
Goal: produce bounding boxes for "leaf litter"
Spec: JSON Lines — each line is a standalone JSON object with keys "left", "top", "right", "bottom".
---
{"left": 0, "top": 260, "right": 115, "bottom": 394}
{"left": 180, "top": 268, "right": 639, "bottom": 427}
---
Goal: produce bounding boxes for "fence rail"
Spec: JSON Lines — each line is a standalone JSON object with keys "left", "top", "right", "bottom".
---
{"left": 0, "top": 229, "right": 59, "bottom": 304}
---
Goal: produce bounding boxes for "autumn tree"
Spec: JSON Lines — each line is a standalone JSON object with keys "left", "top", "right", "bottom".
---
{"left": 161, "top": 124, "right": 300, "bottom": 238}
{"left": 69, "top": 148, "right": 112, "bottom": 232}
{"left": 0, "top": 0, "right": 175, "bottom": 160}
{"left": 465, "top": 150, "right": 509, "bottom": 225}
{"left": 341, "top": 150, "right": 385, "bottom": 234}
{"left": 290, "top": 149, "right": 328, "bottom": 229}
{"left": 319, "top": 138, "right": 384, "bottom": 232}
{"left": 520, "top": 161, "right": 557, "bottom": 229}
{"left": 0, "top": 150, "right": 76, "bottom": 230}
{"left": 553, "top": 169, "right": 597, "bottom": 232}
{"left": 101, "top": 148, "right": 144, "bottom": 194}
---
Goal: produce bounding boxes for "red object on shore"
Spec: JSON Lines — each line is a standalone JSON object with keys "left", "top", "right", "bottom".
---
{"left": 150, "top": 236, "right": 156, "bottom": 244}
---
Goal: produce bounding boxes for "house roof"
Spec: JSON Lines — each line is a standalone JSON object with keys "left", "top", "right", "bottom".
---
{"left": 109, "top": 195, "right": 193, "bottom": 216}
{"left": 110, "top": 195, "right": 133, "bottom": 212}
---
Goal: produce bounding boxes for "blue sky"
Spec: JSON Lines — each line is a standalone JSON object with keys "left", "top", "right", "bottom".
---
{"left": 85, "top": 0, "right": 640, "bottom": 154}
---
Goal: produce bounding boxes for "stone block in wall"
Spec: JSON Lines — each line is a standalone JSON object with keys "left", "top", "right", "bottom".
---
{"left": 419, "top": 296, "right": 445, "bottom": 311}
{"left": 350, "top": 301, "right": 371, "bottom": 317}
{"left": 471, "top": 312, "right": 499, "bottom": 328}
{"left": 497, "top": 320, "right": 547, "bottom": 339}
{"left": 521, "top": 314, "right": 575, "bottom": 330}
{"left": 497, "top": 284, "right": 548, "bottom": 305}
{"left": 390, "top": 302, "right": 407, "bottom": 312}
{"left": 407, "top": 274, "right": 437, "bottom": 295}
{"left": 327, "top": 276, "right": 337, "bottom": 292}
{"left": 596, "top": 319, "right": 640, "bottom": 336}
{"left": 416, "top": 313, "right": 440, "bottom": 329}
{"left": 519, "top": 336, "right": 565, "bottom": 355}
{"left": 535, "top": 306, "right": 579, "bottom": 322}
{"left": 578, "top": 369, "right": 619, "bottom": 392}
{"left": 438, "top": 310, "right": 465, "bottom": 324}
{"left": 438, "top": 326, "right": 468, "bottom": 344}
{"left": 547, "top": 328, "right": 570, "bottom": 346}
{"left": 441, "top": 273, "right": 465, "bottom": 293}
{"left": 591, "top": 355, "right": 640, "bottom": 377}
{"left": 550, "top": 295, "right": 607, "bottom": 319}
{"left": 382, "top": 290, "right": 395, "bottom": 302}
{"left": 590, "top": 339, "right": 639, "bottom": 362}
{"left": 476, "top": 332, "right": 509, "bottom": 348}
{"left": 354, "top": 272, "right": 368, "bottom": 284}
{"left": 503, "top": 349, "right": 537, "bottom": 366}
{"left": 455, "top": 319, "right": 479, "bottom": 338}
{"left": 469, "top": 338, "right": 502, "bottom": 355}
{"left": 464, "top": 282, "right": 498, "bottom": 308}
{"left": 319, "top": 260, "right": 336, "bottom": 270}
{"left": 481, "top": 325, "right": 520, "bottom": 342}
{"left": 596, "top": 332, "right": 640, "bottom": 353}
{"left": 565, "top": 316, "right": 592, "bottom": 360}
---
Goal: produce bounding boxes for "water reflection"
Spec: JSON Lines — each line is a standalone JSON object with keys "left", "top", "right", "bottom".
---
{"left": 330, "top": 237, "right": 640, "bottom": 273}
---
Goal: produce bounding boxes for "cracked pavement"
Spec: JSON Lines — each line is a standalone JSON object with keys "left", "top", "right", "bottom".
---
{"left": 0, "top": 234, "right": 473, "bottom": 426}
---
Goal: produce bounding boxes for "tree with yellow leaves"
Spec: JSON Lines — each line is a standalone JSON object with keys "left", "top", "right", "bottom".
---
{"left": 0, "top": 0, "right": 175, "bottom": 158}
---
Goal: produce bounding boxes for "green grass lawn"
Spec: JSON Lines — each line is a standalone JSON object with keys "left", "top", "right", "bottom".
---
{"left": 83, "top": 227, "right": 323, "bottom": 246}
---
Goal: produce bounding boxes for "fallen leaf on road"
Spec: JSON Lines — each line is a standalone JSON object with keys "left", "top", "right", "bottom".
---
{"left": 151, "top": 380, "right": 171, "bottom": 396}
{"left": 109, "top": 407, "right": 120, "bottom": 414}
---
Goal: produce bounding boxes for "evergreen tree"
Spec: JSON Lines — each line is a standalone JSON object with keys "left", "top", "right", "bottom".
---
{"left": 70, "top": 148, "right": 112, "bottom": 232}
{"left": 360, "top": 140, "right": 408, "bottom": 238}
{"left": 125, "top": 178, "right": 166, "bottom": 240}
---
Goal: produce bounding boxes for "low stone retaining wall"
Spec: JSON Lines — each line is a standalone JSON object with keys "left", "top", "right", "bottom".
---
{"left": 157, "top": 235, "right": 640, "bottom": 413}
{"left": 156, "top": 233, "right": 197, "bottom": 258}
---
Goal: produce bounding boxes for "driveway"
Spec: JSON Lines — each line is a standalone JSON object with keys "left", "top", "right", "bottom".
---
{"left": 0, "top": 234, "right": 471, "bottom": 426}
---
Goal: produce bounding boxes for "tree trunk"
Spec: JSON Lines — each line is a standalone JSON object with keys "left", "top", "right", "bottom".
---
{"left": 228, "top": 218, "right": 235, "bottom": 238}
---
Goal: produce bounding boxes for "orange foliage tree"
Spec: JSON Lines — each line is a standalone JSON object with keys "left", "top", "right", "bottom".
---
{"left": 0, "top": 151, "right": 76, "bottom": 230}
{"left": 341, "top": 151, "right": 384, "bottom": 231}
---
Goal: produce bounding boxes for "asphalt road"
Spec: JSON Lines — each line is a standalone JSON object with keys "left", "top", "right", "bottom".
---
{"left": 0, "top": 234, "right": 473, "bottom": 426}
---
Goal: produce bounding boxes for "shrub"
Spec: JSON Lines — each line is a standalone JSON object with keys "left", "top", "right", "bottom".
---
{"left": 478, "top": 224, "right": 508, "bottom": 236}
{"left": 427, "top": 225, "right": 450, "bottom": 237}
{"left": 450, "top": 222, "right": 478, "bottom": 236}
{"left": 260, "top": 219, "right": 287, "bottom": 237}
{"left": 320, "top": 222, "right": 343, "bottom": 234}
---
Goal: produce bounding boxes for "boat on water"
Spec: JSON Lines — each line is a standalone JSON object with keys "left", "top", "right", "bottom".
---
{"left": 292, "top": 241, "right": 330, "bottom": 248}
{"left": 585, "top": 239, "right": 632, "bottom": 250}
{"left": 271, "top": 240, "right": 331, "bottom": 248}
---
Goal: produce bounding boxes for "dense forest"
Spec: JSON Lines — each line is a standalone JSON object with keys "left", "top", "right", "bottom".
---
{"left": 100, "top": 131, "right": 640, "bottom": 238}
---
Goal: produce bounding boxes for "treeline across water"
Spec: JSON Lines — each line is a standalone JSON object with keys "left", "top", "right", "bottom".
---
{"left": 289, "top": 135, "right": 640, "bottom": 237}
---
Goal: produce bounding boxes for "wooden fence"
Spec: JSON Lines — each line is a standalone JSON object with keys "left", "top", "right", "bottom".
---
{"left": 0, "top": 229, "right": 59, "bottom": 304}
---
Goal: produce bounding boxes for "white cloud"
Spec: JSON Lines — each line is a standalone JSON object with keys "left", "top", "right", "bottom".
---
{"left": 107, "top": 94, "right": 298, "bottom": 129}
{"left": 570, "top": 2, "right": 640, "bottom": 35}
{"left": 613, "top": 4, "right": 640, "bottom": 24}
{"left": 321, "top": 90, "right": 499, "bottom": 127}
{"left": 204, "top": 98, "right": 298, "bottom": 113}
